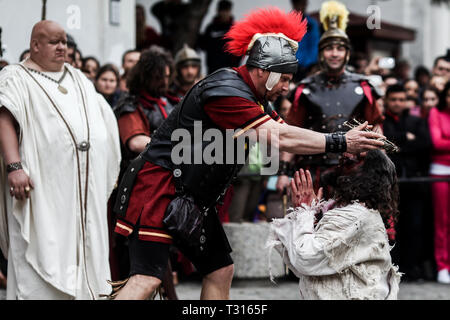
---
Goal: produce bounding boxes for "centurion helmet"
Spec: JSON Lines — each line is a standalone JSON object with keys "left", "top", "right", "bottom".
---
{"left": 224, "top": 7, "right": 307, "bottom": 90}
{"left": 318, "top": 1, "right": 351, "bottom": 69}
{"left": 174, "top": 44, "right": 201, "bottom": 67}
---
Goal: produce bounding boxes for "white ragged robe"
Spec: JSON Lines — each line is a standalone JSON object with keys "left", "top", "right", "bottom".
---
{"left": 0, "top": 63, "right": 121, "bottom": 299}
{"left": 267, "top": 201, "right": 401, "bottom": 300}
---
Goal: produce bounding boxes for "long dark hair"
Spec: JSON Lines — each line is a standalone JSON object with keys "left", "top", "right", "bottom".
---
{"left": 325, "top": 150, "right": 399, "bottom": 230}
{"left": 437, "top": 81, "right": 450, "bottom": 111}
{"left": 127, "top": 46, "right": 174, "bottom": 97}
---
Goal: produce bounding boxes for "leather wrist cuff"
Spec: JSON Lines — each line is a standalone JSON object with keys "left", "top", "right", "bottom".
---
{"left": 325, "top": 132, "right": 347, "bottom": 153}
{"left": 6, "top": 162, "right": 23, "bottom": 173}
{"left": 277, "top": 160, "right": 291, "bottom": 176}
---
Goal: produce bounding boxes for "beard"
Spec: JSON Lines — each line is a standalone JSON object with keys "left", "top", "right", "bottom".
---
{"left": 179, "top": 74, "right": 197, "bottom": 86}
{"left": 152, "top": 84, "right": 168, "bottom": 97}
{"left": 265, "top": 90, "right": 283, "bottom": 102}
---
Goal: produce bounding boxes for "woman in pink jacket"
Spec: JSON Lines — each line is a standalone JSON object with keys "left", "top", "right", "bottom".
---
{"left": 428, "top": 81, "right": 450, "bottom": 284}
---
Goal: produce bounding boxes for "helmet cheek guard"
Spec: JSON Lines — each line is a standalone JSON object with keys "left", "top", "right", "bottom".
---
{"left": 265, "top": 72, "right": 281, "bottom": 91}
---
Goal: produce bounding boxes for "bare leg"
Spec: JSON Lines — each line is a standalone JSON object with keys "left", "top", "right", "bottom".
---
{"left": 0, "top": 270, "right": 6, "bottom": 289}
{"left": 114, "top": 274, "right": 161, "bottom": 300}
{"left": 200, "top": 264, "right": 234, "bottom": 300}
{"left": 162, "top": 260, "right": 178, "bottom": 300}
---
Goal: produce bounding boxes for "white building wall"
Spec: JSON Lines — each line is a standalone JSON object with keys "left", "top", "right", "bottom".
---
{"left": 427, "top": 1, "right": 450, "bottom": 67}
{"left": 0, "top": 0, "right": 136, "bottom": 68}
{"left": 1, "top": 0, "right": 448, "bottom": 73}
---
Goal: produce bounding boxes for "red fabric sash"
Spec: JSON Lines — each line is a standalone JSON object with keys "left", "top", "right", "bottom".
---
{"left": 139, "top": 91, "right": 169, "bottom": 119}
{"left": 385, "top": 110, "right": 400, "bottom": 122}
{"left": 360, "top": 81, "right": 374, "bottom": 106}
{"left": 293, "top": 84, "right": 305, "bottom": 109}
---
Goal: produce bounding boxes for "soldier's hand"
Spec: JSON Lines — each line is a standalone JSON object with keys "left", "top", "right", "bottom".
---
{"left": 345, "top": 121, "right": 385, "bottom": 154}
{"left": 276, "top": 175, "right": 290, "bottom": 194}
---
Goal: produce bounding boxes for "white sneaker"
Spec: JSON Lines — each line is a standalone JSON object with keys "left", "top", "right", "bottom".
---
{"left": 437, "top": 269, "right": 450, "bottom": 284}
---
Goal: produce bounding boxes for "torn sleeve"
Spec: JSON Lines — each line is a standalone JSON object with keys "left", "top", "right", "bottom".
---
{"left": 268, "top": 203, "right": 363, "bottom": 277}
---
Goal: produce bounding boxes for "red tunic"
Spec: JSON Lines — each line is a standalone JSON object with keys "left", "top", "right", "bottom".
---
{"left": 118, "top": 108, "right": 149, "bottom": 146}
{"left": 115, "top": 66, "right": 284, "bottom": 243}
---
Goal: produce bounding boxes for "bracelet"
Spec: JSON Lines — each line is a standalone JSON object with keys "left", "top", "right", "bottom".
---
{"left": 6, "top": 162, "right": 23, "bottom": 173}
{"left": 277, "top": 160, "right": 291, "bottom": 176}
{"left": 325, "top": 132, "right": 347, "bottom": 153}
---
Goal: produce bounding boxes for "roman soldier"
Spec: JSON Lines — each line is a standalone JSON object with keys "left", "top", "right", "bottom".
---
{"left": 114, "top": 47, "right": 180, "bottom": 172}
{"left": 277, "top": 0, "right": 384, "bottom": 194}
{"left": 170, "top": 44, "right": 202, "bottom": 99}
{"left": 108, "top": 7, "right": 384, "bottom": 300}
{"left": 109, "top": 46, "right": 180, "bottom": 299}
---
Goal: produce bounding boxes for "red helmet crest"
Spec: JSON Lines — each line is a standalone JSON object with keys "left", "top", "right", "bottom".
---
{"left": 224, "top": 7, "right": 307, "bottom": 57}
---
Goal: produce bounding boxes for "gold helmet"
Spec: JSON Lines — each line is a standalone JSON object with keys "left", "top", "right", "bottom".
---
{"left": 318, "top": 1, "right": 351, "bottom": 69}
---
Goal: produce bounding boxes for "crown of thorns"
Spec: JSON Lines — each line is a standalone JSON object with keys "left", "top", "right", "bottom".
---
{"left": 343, "top": 119, "right": 399, "bottom": 153}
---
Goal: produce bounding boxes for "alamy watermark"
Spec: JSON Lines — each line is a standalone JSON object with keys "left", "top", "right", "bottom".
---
{"left": 171, "top": 121, "right": 280, "bottom": 176}
{"left": 66, "top": 5, "right": 81, "bottom": 30}
{"left": 367, "top": 5, "right": 381, "bottom": 30}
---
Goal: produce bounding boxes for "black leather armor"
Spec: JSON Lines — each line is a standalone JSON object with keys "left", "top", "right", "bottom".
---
{"left": 114, "top": 94, "right": 177, "bottom": 135}
{"left": 114, "top": 93, "right": 178, "bottom": 170}
{"left": 296, "top": 71, "right": 378, "bottom": 167}
{"left": 143, "top": 68, "right": 266, "bottom": 208}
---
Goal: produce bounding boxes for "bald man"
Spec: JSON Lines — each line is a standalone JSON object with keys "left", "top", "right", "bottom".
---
{"left": 0, "top": 21, "right": 121, "bottom": 300}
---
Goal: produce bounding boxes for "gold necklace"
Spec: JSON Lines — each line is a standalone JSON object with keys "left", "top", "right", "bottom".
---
{"left": 27, "top": 66, "right": 69, "bottom": 94}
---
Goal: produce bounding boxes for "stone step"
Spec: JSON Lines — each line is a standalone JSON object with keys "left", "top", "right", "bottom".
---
{"left": 223, "top": 222, "right": 286, "bottom": 279}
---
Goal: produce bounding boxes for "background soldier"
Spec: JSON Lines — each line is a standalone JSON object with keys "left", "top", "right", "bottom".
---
{"left": 170, "top": 44, "right": 202, "bottom": 99}
{"left": 110, "top": 47, "right": 180, "bottom": 299}
{"left": 276, "top": 1, "right": 384, "bottom": 199}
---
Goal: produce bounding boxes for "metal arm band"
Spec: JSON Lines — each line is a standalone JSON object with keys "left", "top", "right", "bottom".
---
{"left": 6, "top": 162, "right": 23, "bottom": 173}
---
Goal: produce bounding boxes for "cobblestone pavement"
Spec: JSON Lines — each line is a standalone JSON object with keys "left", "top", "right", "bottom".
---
{"left": 1, "top": 279, "right": 449, "bottom": 300}
{"left": 174, "top": 279, "right": 450, "bottom": 300}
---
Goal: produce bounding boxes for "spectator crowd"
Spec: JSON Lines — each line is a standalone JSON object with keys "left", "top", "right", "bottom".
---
{"left": 1, "top": 0, "right": 450, "bottom": 295}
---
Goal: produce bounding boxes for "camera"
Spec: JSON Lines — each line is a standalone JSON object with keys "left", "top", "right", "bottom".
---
{"left": 378, "top": 57, "right": 395, "bottom": 69}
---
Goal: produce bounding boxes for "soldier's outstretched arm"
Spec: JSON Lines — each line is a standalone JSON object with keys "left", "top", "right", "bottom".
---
{"left": 255, "top": 119, "right": 385, "bottom": 155}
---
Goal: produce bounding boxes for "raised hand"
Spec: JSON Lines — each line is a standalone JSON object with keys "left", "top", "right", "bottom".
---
{"left": 290, "top": 169, "right": 323, "bottom": 208}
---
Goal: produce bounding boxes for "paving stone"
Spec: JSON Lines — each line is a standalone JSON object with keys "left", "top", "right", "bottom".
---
{"left": 1, "top": 280, "right": 449, "bottom": 300}
{"left": 223, "top": 222, "right": 285, "bottom": 279}
{"left": 174, "top": 279, "right": 450, "bottom": 300}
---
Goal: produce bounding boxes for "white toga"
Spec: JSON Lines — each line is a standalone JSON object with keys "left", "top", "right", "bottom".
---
{"left": 267, "top": 201, "right": 402, "bottom": 300}
{"left": 0, "top": 63, "right": 121, "bottom": 300}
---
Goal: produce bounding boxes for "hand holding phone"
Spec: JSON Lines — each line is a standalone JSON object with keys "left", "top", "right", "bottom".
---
{"left": 378, "top": 57, "right": 395, "bottom": 69}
